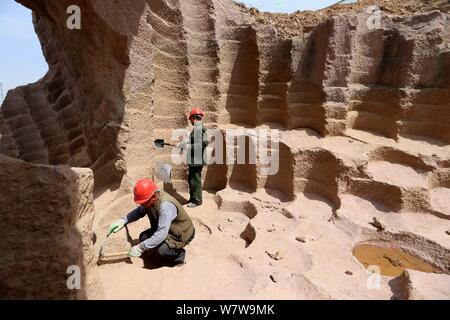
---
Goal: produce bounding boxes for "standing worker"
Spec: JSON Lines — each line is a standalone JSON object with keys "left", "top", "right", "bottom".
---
{"left": 108, "top": 179, "right": 195, "bottom": 265}
{"left": 178, "top": 108, "right": 208, "bottom": 208}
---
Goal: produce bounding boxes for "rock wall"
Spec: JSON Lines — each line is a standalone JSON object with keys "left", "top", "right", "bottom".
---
{"left": 0, "top": 155, "right": 99, "bottom": 299}
{"left": 1, "top": 1, "right": 448, "bottom": 200}
{"left": 0, "top": 0, "right": 449, "bottom": 300}
{"left": 1, "top": 0, "right": 133, "bottom": 191}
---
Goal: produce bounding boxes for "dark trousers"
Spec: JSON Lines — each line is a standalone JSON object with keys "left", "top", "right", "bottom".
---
{"left": 139, "top": 230, "right": 186, "bottom": 264}
{"left": 188, "top": 165, "right": 203, "bottom": 204}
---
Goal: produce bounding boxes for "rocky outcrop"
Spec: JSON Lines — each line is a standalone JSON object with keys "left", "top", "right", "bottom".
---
{"left": 0, "top": 1, "right": 448, "bottom": 199}
{"left": 0, "top": 155, "right": 100, "bottom": 299}
{"left": 399, "top": 270, "right": 450, "bottom": 300}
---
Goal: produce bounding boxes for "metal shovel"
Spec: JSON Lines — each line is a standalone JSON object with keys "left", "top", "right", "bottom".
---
{"left": 155, "top": 162, "right": 172, "bottom": 183}
{"left": 154, "top": 139, "right": 176, "bottom": 149}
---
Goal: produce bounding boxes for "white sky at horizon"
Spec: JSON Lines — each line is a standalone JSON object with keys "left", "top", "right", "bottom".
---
{"left": 0, "top": 1, "right": 48, "bottom": 101}
{"left": 239, "top": 0, "right": 349, "bottom": 13}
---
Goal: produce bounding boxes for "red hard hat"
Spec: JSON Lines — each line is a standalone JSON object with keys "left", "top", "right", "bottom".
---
{"left": 189, "top": 108, "right": 205, "bottom": 119}
{"left": 133, "top": 179, "right": 158, "bottom": 205}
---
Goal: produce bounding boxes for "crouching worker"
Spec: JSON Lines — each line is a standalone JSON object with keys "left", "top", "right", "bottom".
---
{"left": 108, "top": 179, "right": 195, "bottom": 265}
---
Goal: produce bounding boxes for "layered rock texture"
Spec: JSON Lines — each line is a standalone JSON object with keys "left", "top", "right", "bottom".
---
{"left": 0, "top": 155, "right": 101, "bottom": 299}
{"left": 0, "top": 0, "right": 449, "bottom": 299}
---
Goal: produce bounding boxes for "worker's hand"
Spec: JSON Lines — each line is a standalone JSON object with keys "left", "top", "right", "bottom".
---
{"left": 128, "top": 244, "right": 144, "bottom": 257}
{"left": 176, "top": 136, "right": 188, "bottom": 149}
{"left": 107, "top": 219, "right": 126, "bottom": 237}
{"left": 176, "top": 142, "right": 186, "bottom": 150}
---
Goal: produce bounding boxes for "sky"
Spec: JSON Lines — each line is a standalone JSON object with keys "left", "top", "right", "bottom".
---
{"left": 0, "top": 0, "right": 353, "bottom": 103}
{"left": 0, "top": 1, "right": 48, "bottom": 101}
{"left": 239, "top": 0, "right": 352, "bottom": 13}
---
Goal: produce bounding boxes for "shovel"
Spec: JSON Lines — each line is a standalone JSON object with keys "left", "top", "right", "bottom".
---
{"left": 154, "top": 139, "right": 176, "bottom": 149}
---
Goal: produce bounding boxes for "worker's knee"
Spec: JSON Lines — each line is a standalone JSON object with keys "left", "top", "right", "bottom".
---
{"left": 157, "top": 242, "right": 185, "bottom": 257}
{"left": 156, "top": 243, "right": 172, "bottom": 257}
{"left": 156, "top": 242, "right": 186, "bottom": 263}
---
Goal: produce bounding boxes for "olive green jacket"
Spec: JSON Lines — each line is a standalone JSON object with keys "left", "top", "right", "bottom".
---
{"left": 183, "top": 122, "right": 208, "bottom": 167}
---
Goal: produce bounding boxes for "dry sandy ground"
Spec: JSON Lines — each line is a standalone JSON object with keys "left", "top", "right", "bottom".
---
{"left": 93, "top": 129, "right": 450, "bottom": 300}
{"left": 2, "top": 0, "right": 449, "bottom": 300}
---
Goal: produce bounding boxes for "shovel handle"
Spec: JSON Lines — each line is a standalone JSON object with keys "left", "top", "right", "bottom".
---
{"left": 154, "top": 139, "right": 177, "bottom": 148}
{"left": 101, "top": 251, "right": 130, "bottom": 258}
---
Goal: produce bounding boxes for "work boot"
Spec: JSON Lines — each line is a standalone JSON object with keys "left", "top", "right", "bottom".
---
{"left": 171, "top": 249, "right": 186, "bottom": 267}
{"left": 187, "top": 202, "right": 202, "bottom": 208}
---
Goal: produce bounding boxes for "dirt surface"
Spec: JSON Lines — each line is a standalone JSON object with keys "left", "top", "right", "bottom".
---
{"left": 236, "top": 0, "right": 450, "bottom": 37}
{"left": 400, "top": 269, "right": 450, "bottom": 299}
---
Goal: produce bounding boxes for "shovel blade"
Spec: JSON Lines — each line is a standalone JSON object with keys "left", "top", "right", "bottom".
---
{"left": 154, "top": 139, "right": 165, "bottom": 149}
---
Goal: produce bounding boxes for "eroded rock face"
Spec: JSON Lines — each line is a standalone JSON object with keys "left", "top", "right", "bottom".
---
{"left": 0, "top": 1, "right": 448, "bottom": 197}
{"left": 0, "top": 155, "right": 100, "bottom": 299}
{"left": 399, "top": 270, "right": 450, "bottom": 300}
{"left": 0, "top": 0, "right": 449, "bottom": 299}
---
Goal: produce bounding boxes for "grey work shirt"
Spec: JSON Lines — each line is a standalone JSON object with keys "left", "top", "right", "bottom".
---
{"left": 122, "top": 202, "right": 178, "bottom": 251}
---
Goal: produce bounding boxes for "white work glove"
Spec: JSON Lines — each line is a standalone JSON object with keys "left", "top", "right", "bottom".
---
{"left": 128, "top": 244, "right": 144, "bottom": 257}
{"left": 107, "top": 219, "right": 126, "bottom": 237}
{"left": 176, "top": 136, "right": 188, "bottom": 149}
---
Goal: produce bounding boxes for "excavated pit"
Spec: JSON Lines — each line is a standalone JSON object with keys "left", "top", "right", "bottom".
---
{"left": 353, "top": 243, "right": 444, "bottom": 277}
{"left": 1, "top": 0, "right": 450, "bottom": 299}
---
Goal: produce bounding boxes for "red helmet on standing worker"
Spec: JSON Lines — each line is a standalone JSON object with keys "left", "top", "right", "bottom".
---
{"left": 133, "top": 179, "right": 158, "bottom": 205}
{"left": 189, "top": 108, "right": 205, "bottom": 120}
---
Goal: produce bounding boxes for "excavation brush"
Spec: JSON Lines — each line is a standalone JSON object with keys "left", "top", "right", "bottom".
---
{"left": 96, "top": 230, "right": 132, "bottom": 265}
{"left": 97, "top": 248, "right": 131, "bottom": 264}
